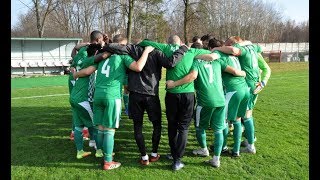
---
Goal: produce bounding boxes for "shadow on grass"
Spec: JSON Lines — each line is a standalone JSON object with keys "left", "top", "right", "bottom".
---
{"left": 11, "top": 106, "right": 202, "bottom": 170}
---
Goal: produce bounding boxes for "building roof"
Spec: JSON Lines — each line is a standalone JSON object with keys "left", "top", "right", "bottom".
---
{"left": 11, "top": 37, "right": 83, "bottom": 41}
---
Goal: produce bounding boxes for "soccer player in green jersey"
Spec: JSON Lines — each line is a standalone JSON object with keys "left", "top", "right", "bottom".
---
{"left": 207, "top": 38, "right": 251, "bottom": 157}
{"left": 73, "top": 34, "right": 155, "bottom": 170}
{"left": 68, "top": 43, "right": 88, "bottom": 140}
{"left": 212, "top": 36, "right": 271, "bottom": 154}
{"left": 166, "top": 46, "right": 246, "bottom": 168}
{"left": 69, "top": 30, "right": 105, "bottom": 159}
{"left": 68, "top": 33, "right": 112, "bottom": 141}
{"left": 139, "top": 35, "right": 219, "bottom": 170}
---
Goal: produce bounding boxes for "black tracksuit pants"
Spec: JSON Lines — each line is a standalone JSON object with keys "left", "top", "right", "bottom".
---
{"left": 165, "top": 92, "right": 195, "bottom": 163}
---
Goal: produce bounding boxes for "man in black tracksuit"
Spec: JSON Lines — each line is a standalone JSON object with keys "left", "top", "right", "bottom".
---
{"left": 103, "top": 42, "right": 188, "bottom": 165}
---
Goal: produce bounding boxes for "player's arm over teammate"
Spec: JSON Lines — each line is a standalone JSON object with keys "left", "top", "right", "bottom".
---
{"left": 211, "top": 45, "right": 241, "bottom": 56}
{"left": 254, "top": 53, "right": 271, "bottom": 94}
{"left": 138, "top": 38, "right": 180, "bottom": 57}
{"left": 195, "top": 52, "right": 221, "bottom": 61}
{"left": 71, "top": 42, "right": 90, "bottom": 58}
{"left": 73, "top": 46, "right": 155, "bottom": 79}
{"left": 166, "top": 62, "right": 246, "bottom": 89}
{"left": 102, "top": 43, "right": 189, "bottom": 69}
{"left": 211, "top": 39, "right": 261, "bottom": 57}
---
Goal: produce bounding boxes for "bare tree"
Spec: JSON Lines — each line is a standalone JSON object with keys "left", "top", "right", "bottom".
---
{"left": 31, "top": 0, "right": 58, "bottom": 37}
{"left": 127, "top": 0, "right": 135, "bottom": 42}
{"left": 12, "top": 0, "right": 309, "bottom": 43}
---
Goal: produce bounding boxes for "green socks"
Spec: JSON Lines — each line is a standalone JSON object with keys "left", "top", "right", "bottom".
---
{"left": 222, "top": 123, "right": 229, "bottom": 148}
{"left": 74, "top": 127, "right": 84, "bottom": 151}
{"left": 243, "top": 117, "right": 255, "bottom": 144}
{"left": 103, "top": 130, "right": 115, "bottom": 162}
{"left": 96, "top": 129, "right": 104, "bottom": 150}
{"left": 213, "top": 131, "right": 223, "bottom": 156}
{"left": 232, "top": 121, "right": 242, "bottom": 153}
{"left": 196, "top": 128, "right": 207, "bottom": 148}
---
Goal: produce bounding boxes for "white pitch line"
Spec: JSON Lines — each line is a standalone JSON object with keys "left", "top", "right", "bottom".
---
{"left": 11, "top": 93, "right": 69, "bottom": 100}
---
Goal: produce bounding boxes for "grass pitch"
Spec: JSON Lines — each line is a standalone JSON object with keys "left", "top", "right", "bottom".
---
{"left": 11, "top": 62, "right": 309, "bottom": 179}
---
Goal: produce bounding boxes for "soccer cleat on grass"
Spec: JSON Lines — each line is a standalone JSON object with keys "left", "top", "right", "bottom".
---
{"left": 103, "top": 161, "right": 121, "bottom": 170}
{"left": 240, "top": 146, "right": 256, "bottom": 154}
{"left": 70, "top": 131, "right": 74, "bottom": 141}
{"left": 76, "top": 150, "right": 91, "bottom": 159}
{"left": 221, "top": 147, "right": 230, "bottom": 155}
{"left": 140, "top": 158, "right": 150, "bottom": 165}
{"left": 192, "top": 148, "right": 209, "bottom": 157}
{"left": 241, "top": 139, "right": 249, "bottom": 147}
{"left": 150, "top": 154, "right": 160, "bottom": 162}
{"left": 207, "top": 158, "right": 220, "bottom": 168}
{"left": 231, "top": 151, "right": 240, "bottom": 158}
{"left": 172, "top": 161, "right": 185, "bottom": 171}
{"left": 241, "top": 137, "right": 257, "bottom": 147}
{"left": 95, "top": 149, "right": 103, "bottom": 158}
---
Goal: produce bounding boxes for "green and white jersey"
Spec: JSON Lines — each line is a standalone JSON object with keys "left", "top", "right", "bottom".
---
{"left": 94, "top": 54, "right": 134, "bottom": 100}
{"left": 87, "top": 72, "right": 96, "bottom": 103}
{"left": 234, "top": 43, "right": 262, "bottom": 83}
{"left": 70, "top": 55, "right": 95, "bottom": 103}
{"left": 215, "top": 50, "right": 248, "bottom": 92}
{"left": 192, "top": 59, "right": 226, "bottom": 107}
{"left": 138, "top": 40, "right": 180, "bottom": 57}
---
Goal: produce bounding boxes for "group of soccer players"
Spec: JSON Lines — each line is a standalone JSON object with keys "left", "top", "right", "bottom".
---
{"left": 68, "top": 30, "right": 271, "bottom": 171}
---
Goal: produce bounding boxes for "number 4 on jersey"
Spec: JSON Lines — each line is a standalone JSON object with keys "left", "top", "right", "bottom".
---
{"left": 101, "top": 59, "right": 110, "bottom": 77}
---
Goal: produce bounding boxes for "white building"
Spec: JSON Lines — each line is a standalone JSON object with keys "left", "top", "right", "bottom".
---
{"left": 11, "top": 37, "right": 82, "bottom": 75}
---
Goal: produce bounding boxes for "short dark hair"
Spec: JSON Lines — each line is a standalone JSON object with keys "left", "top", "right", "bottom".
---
{"left": 113, "top": 34, "right": 127, "bottom": 43}
{"left": 192, "top": 36, "right": 201, "bottom": 43}
{"left": 87, "top": 43, "right": 102, "bottom": 57}
{"left": 191, "top": 42, "right": 203, "bottom": 49}
{"left": 201, "top": 34, "right": 214, "bottom": 42}
{"left": 208, "top": 38, "right": 224, "bottom": 49}
{"left": 90, "top": 30, "right": 103, "bottom": 42}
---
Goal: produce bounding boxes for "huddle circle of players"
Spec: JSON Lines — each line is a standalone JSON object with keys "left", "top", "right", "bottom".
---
{"left": 68, "top": 31, "right": 271, "bottom": 171}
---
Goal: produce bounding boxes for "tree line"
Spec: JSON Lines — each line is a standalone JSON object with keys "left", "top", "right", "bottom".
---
{"left": 11, "top": 0, "right": 309, "bottom": 43}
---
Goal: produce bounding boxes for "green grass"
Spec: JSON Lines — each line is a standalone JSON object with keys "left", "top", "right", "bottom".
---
{"left": 11, "top": 62, "right": 309, "bottom": 179}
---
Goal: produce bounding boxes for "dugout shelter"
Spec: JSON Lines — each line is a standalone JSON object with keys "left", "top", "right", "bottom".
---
{"left": 11, "top": 37, "right": 82, "bottom": 75}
